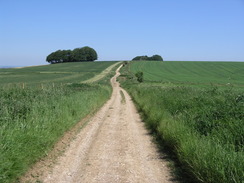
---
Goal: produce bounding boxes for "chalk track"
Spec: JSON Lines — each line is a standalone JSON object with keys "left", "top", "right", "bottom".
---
{"left": 22, "top": 65, "right": 175, "bottom": 183}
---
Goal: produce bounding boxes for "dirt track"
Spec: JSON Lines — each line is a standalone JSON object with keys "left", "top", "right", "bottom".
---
{"left": 81, "top": 62, "right": 121, "bottom": 83}
{"left": 23, "top": 65, "right": 175, "bottom": 183}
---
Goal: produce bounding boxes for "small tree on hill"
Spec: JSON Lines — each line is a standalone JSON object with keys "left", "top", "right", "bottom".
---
{"left": 46, "top": 50, "right": 73, "bottom": 64}
{"left": 62, "top": 50, "right": 73, "bottom": 62}
{"left": 132, "top": 54, "right": 163, "bottom": 61}
{"left": 81, "top": 46, "right": 98, "bottom": 61}
{"left": 72, "top": 48, "right": 86, "bottom": 62}
{"left": 132, "top": 55, "right": 149, "bottom": 61}
{"left": 46, "top": 50, "right": 62, "bottom": 64}
{"left": 46, "top": 46, "right": 98, "bottom": 64}
{"left": 72, "top": 46, "right": 97, "bottom": 62}
{"left": 150, "top": 55, "right": 163, "bottom": 61}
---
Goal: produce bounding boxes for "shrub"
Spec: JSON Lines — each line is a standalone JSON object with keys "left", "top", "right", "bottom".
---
{"left": 135, "top": 71, "right": 143, "bottom": 82}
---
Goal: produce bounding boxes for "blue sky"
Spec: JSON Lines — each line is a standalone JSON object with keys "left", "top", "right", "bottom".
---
{"left": 0, "top": 0, "right": 244, "bottom": 66}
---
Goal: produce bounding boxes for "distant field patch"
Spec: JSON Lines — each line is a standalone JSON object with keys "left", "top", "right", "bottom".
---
{"left": 82, "top": 62, "right": 121, "bottom": 83}
{"left": 0, "top": 61, "right": 117, "bottom": 86}
{"left": 129, "top": 61, "right": 244, "bottom": 88}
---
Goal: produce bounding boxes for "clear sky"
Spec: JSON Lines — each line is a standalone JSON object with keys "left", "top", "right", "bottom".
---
{"left": 0, "top": 0, "right": 244, "bottom": 66}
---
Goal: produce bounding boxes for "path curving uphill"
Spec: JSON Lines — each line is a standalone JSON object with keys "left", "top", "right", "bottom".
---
{"left": 81, "top": 62, "right": 121, "bottom": 83}
{"left": 22, "top": 65, "right": 175, "bottom": 183}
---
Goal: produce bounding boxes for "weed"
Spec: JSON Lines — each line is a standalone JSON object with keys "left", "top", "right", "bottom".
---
{"left": 120, "top": 90, "right": 126, "bottom": 104}
{"left": 135, "top": 71, "right": 144, "bottom": 83}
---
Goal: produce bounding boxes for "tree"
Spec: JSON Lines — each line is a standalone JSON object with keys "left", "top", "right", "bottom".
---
{"left": 46, "top": 50, "right": 62, "bottom": 64}
{"left": 132, "top": 55, "right": 149, "bottom": 61}
{"left": 62, "top": 50, "right": 73, "bottom": 62}
{"left": 81, "top": 46, "right": 98, "bottom": 61}
{"left": 132, "top": 54, "right": 163, "bottom": 61}
{"left": 150, "top": 55, "right": 163, "bottom": 61}
{"left": 72, "top": 48, "right": 86, "bottom": 62}
{"left": 46, "top": 46, "right": 98, "bottom": 64}
{"left": 46, "top": 50, "right": 73, "bottom": 64}
{"left": 72, "top": 46, "right": 97, "bottom": 62}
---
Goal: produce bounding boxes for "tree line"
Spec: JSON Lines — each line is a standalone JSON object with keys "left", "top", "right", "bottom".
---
{"left": 46, "top": 46, "right": 98, "bottom": 64}
{"left": 132, "top": 54, "right": 163, "bottom": 61}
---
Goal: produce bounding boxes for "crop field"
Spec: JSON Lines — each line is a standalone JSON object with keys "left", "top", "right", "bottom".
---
{"left": 129, "top": 61, "right": 244, "bottom": 89}
{"left": 0, "top": 61, "right": 117, "bottom": 87}
{"left": 120, "top": 61, "right": 244, "bottom": 183}
{"left": 0, "top": 61, "right": 119, "bottom": 183}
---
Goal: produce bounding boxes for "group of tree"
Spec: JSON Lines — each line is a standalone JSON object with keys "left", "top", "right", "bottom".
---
{"left": 132, "top": 54, "right": 163, "bottom": 61}
{"left": 46, "top": 46, "right": 98, "bottom": 64}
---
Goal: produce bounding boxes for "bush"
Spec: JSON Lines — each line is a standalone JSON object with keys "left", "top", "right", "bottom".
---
{"left": 135, "top": 71, "right": 143, "bottom": 82}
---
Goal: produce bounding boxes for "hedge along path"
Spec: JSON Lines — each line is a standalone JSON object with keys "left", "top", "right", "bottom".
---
{"left": 81, "top": 62, "right": 122, "bottom": 83}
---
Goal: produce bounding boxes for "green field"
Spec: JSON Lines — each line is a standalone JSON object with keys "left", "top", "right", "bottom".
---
{"left": 0, "top": 61, "right": 117, "bottom": 86}
{"left": 0, "top": 61, "right": 119, "bottom": 183}
{"left": 1, "top": 61, "right": 243, "bottom": 183}
{"left": 129, "top": 61, "right": 244, "bottom": 88}
{"left": 120, "top": 61, "right": 244, "bottom": 183}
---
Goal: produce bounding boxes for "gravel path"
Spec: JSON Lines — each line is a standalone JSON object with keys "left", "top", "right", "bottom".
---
{"left": 22, "top": 65, "right": 175, "bottom": 183}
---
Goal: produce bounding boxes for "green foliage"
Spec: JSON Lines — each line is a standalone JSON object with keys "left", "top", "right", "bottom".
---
{"left": 46, "top": 46, "right": 97, "bottom": 64}
{"left": 132, "top": 54, "right": 163, "bottom": 61}
{"left": 135, "top": 71, "right": 143, "bottom": 82}
{"left": 150, "top": 54, "right": 163, "bottom": 61}
{"left": 132, "top": 55, "right": 149, "bottom": 61}
{"left": 80, "top": 46, "right": 97, "bottom": 61}
{"left": 46, "top": 50, "right": 72, "bottom": 64}
{"left": 120, "top": 62, "right": 244, "bottom": 183}
{"left": 122, "top": 61, "right": 129, "bottom": 66}
{"left": 72, "top": 46, "right": 97, "bottom": 62}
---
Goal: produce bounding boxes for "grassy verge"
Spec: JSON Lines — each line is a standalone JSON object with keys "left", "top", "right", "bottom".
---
{"left": 120, "top": 64, "right": 244, "bottom": 183}
{"left": 0, "top": 62, "right": 120, "bottom": 183}
{"left": 0, "top": 84, "right": 111, "bottom": 183}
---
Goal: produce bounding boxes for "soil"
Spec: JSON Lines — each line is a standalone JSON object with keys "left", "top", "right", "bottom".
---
{"left": 20, "top": 65, "right": 176, "bottom": 183}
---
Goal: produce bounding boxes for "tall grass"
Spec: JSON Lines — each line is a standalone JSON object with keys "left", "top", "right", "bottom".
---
{"left": 120, "top": 63, "right": 244, "bottom": 183}
{"left": 122, "top": 83, "right": 243, "bottom": 183}
{"left": 0, "top": 84, "right": 111, "bottom": 183}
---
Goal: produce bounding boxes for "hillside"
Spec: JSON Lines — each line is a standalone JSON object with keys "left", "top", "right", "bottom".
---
{"left": 129, "top": 61, "right": 244, "bottom": 88}
{"left": 120, "top": 61, "right": 244, "bottom": 183}
{"left": 0, "top": 61, "right": 117, "bottom": 86}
